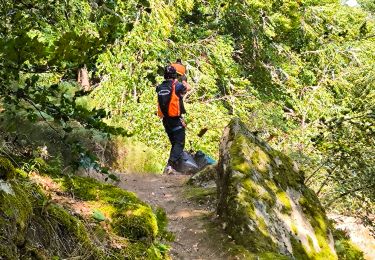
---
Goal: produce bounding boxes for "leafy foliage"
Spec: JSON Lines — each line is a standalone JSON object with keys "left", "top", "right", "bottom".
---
{"left": 0, "top": 0, "right": 374, "bottom": 229}
{"left": 0, "top": 0, "right": 131, "bottom": 175}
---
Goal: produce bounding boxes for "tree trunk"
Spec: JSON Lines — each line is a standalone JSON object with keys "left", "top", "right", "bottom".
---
{"left": 78, "top": 65, "right": 90, "bottom": 91}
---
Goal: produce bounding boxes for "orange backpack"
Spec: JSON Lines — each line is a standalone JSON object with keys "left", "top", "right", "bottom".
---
{"left": 157, "top": 79, "right": 181, "bottom": 118}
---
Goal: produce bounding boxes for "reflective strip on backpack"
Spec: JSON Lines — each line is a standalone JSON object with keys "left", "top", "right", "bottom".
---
{"left": 158, "top": 89, "right": 171, "bottom": 96}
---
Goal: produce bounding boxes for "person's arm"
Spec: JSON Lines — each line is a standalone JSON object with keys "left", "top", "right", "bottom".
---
{"left": 180, "top": 75, "right": 191, "bottom": 92}
{"left": 182, "top": 80, "right": 191, "bottom": 92}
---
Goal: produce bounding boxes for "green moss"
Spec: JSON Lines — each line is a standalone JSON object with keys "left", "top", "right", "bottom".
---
{"left": 333, "top": 229, "right": 364, "bottom": 260}
{"left": 61, "top": 175, "right": 141, "bottom": 207}
{"left": 230, "top": 136, "right": 252, "bottom": 174}
{"left": 91, "top": 224, "right": 108, "bottom": 242}
{"left": 0, "top": 244, "right": 16, "bottom": 260}
{"left": 15, "top": 168, "right": 28, "bottom": 178}
{"left": 87, "top": 201, "right": 117, "bottom": 217}
{"left": 0, "top": 177, "right": 106, "bottom": 259}
{"left": 184, "top": 186, "right": 216, "bottom": 203}
{"left": 0, "top": 180, "right": 33, "bottom": 248}
{"left": 266, "top": 180, "right": 279, "bottom": 193}
{"left": 0, "top": 156, "right": 16, "bottom": 180}
{"left": 311, "top": 233, "right": 336, "bottom": 259}
{"left": 117, "top": 241, "right": 168, "bottom": 259}
{"left": 60, "top": 175, "right": 162, "bottom": 242}
{"left": 203, "top": 201, "right": 290, "bottom": 260}
{"left": 112, "top": 204, "right": 159, "bottom": 241}
{"left": 240, "top": 175, "right": 276, "bottom": 209}
{"left": 256, "top": 215, "right": 269, "bottom": 237}
{"left": 291, "top": 223, "right": 298, "bottom": 235}
{"left": 291, "top": 236, "right": 310, "bottom": 259}
{"left": 250, "top": 147, "right": 270, "bottom": 173}
{"left": 276, "top": 190, "right": 292, "bottom": 214}
{"left": 232, "top": 158, "right": 251, "bottom": 174}
{"left": 226, "top": 203, "right": 277, "bottom": 253}
{"left": 297, "top": 188, "right": 337, "bottom": 259}
{"left": 187, "top": 164, "right": 216, "bottom": 186}
{"left": 258, "top": 252, "right": 291, "bottom": 260}
{"left": 221, "top": 120, "right": 339, "bottom": 259}
{"left": 268, "top": 150, "right": 304, "bottom": 191}
{"left": 334, "top": 240, "right": 364, "bottom": 260}
{"left": 308, "top": 218, "right": 335, "bottom": 258}
{"left": 155, "top": 207, "right": 175, "bottom": 242}
{"left": 242, "top": 178, "right": 260, "bottom": 197}
{"left": 1, "top": 168, "right": 170, "bottom": 259}
{"left": 22, "top": 244, "right": 49, "bottom": 259}
{"left": 261, "top": 181, "right": 278, "bottom": 208}
{"left": 231, "top": 135, "right": 272, "bottom": 176}
{"left": 44, "top": 204, "right": 103, "bottom": 258}
{"left": 243, "top": 199, "right": 257, "bottom": 220}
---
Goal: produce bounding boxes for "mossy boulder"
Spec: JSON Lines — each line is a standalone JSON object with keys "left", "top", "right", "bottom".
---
{"left": 216, "top": 118, "right": 337, "bottom": 259}
{"left": 0, "top": 178, "right": 102, "bottom": 259}
{"left": 0, "top": 181, "right": 33, "bottom": 259}
{"left": 60, "top": 175, "right": 161, "bottom": 242}
{"left": 112, "top": 204, "right": 159, "bottom": 241}
{"left": 0, "top": 156, "right": 16, "bottom": 180}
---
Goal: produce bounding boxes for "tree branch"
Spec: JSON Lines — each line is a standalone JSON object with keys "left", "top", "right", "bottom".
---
{"left": 326, "top": 183, "right": 375, "bottom": 207}
{"left": 305, "top": 159, "right": 330, "bottom": 185}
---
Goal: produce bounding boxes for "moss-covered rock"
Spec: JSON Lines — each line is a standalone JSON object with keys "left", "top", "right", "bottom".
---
{"left": 216, "top": 118, "right": 338, "bottom": 259}
{"left": 0, "top": 156, "right": 16, "bottom": 180}
{"left": 60, "top": 175, "right": 161, "bottom": 243}
{"left": 112, "top": 204, "right": 159, "bottom": 241}
{"left": 0, "top": 180, "right": 33, "bottom": 259}
{"left": 187, "top": 164, "right": 217, "bottom": 187}
{"left": 0, "top": 178, "right": 102, "bottom": 259}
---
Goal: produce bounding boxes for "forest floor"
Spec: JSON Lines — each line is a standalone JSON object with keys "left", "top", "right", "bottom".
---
{"left": 119, "top": 173, "right": 237, "bottom": 260}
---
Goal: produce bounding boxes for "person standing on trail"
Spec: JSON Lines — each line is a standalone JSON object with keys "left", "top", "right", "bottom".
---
{"left": 156, "top": 60, "right": 191, "bottom": 174}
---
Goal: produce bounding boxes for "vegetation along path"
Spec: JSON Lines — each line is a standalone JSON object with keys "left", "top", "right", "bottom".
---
{"left": 119, "top": 173, "right": 234, "bottom": 260}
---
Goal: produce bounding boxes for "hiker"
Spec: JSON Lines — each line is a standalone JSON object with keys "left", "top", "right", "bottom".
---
{"left": 156, "top": 61, "right": 191, "bottom": 174}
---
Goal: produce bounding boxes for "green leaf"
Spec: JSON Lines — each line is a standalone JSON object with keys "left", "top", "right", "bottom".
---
{"left": 92, "top": 209, "right": 106, "bottom": 222}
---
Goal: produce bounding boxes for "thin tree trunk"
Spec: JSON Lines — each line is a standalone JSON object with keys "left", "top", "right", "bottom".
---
{"left": 78, "top": 65, "right": 90, "bottom": 91}
{"left": 316, "top": 166, "right": 337, "bottom": 196}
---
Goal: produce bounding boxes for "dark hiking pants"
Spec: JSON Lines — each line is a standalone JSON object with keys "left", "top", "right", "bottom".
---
{"left": 163, "top": 117, "right": 185, "bottom": 166}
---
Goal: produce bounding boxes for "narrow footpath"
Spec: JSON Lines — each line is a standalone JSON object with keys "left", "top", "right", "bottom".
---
{"left": 119, "top": 174, "right": 234, "bottom": 260}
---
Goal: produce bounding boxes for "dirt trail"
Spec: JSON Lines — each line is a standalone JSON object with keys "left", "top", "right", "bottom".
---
{"left": 119, "top": 173, "right": 232, "bottom": 260}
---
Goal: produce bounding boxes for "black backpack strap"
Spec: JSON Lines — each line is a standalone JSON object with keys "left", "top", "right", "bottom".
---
{"left": 157, "top": 80, "right": 175, "bottom": 117}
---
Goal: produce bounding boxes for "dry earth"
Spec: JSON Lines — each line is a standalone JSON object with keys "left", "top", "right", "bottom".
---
{"left": 119, "top": 173, "right": 236, "bottom": 260}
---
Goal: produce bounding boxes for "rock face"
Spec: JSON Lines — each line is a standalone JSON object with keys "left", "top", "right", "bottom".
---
{"left": 216, "top": 118, "right": 337, "bottom": 259}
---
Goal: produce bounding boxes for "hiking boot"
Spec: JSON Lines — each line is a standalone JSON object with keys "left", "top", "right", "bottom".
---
{"left": 163, "top": 165, "right": 178, "bottom": 175}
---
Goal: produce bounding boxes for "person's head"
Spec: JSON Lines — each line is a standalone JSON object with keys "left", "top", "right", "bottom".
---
{"left": 171, "top": 59, "right": 186, "bottom": 76}
{"left": 164, "top": 65, "right": 177, "bottom": 80}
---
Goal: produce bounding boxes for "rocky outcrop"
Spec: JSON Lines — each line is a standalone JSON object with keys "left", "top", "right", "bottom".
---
{"left": 216, "top": 118, "right": 337, "bottom": 259}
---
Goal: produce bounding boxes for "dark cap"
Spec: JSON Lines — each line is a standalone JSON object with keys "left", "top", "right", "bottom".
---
{"left": 164, "top": 65, "right": 177, "bottom": 79}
